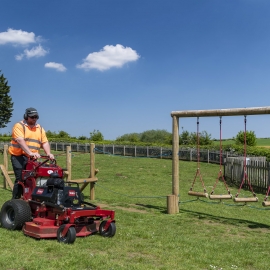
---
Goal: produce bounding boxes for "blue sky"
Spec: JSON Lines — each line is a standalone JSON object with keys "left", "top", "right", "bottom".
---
{"left": 1, "top": 0, "right": 270, "bottom": 140}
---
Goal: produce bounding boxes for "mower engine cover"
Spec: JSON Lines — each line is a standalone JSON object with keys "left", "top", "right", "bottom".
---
{"left": 31, "top": 186, "right": 58, "bottom": 204}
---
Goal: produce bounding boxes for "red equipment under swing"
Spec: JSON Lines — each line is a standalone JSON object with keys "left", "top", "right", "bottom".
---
{"left": 209, "top": 116, "right": 232, "bottom": 200}
{"left": 233, "top": 116, "right": 258, "bottom": 203}
{"left": 188, "top": 117, "right": 208, "bottom": 198}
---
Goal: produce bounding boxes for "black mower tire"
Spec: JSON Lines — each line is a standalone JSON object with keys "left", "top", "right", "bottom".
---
{"left": 99, "top": 221, "right": 116, "bottom": 237}
{"left": 0, "top": 199, "right": 32, "bottom": 230}
{"left": 57, "top": 225, "right": 76, "bottom": 244}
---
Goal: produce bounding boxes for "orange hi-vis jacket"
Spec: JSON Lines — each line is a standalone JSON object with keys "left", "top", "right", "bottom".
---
{"left": 8, "top": 120, "right": 48, "bottom": 156}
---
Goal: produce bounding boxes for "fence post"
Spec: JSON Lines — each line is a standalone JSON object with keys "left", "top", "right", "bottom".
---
{"left": 207, "top": 150, "right": 209, "bottom": 163}
{"left": 147, "top": 146, "right": 149, "bottom": 158}
{"left": 113, "top": 145, "right": 115, "bottom": 155}
{"left": 190, "top": 149, "right": 192, "bottom": 161}
{"left": 90, "top": 143, "right": 95, "bottom": 200}
{"left": 66, "top": 146, "right": 71, "bottom": 181}
{"left": 124, "top": 146, "right": 126, "bottom": 156}
{"left": 160, "top": 147, "right": 162, "bottom": 159}
{"left": 3, "top": 144, "right": 8, "bottom": 189}
{"left": 135, "top": 146, "right": 136, "bottom": 157}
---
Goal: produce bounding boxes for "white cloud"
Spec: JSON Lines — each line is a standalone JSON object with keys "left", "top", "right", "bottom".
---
{"left": 45, "top": 62, "right": 67, "bottom": 72}
{"left": 0, "top": 28, "right": 38, "bottom": 45}
{"left": 76, "top": 44, "right": 140, "bottom": 71}
{"left": 15, "top": 45, "right": 49, "bottom": 60}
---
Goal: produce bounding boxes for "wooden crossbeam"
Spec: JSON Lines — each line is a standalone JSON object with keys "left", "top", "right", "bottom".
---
{"left": 188, "top": 191, "right": 208, "bottom": 198}
{"left": 234, "top": 197, "right": 258, "bottom": 203}
{"left": 67, "top": 177, "right": 98, "bottom": 184}
{"left": 262, "top": 201, "right": 270, "bottom": 207}
{"left": 209, "top": 194, "right": 232, "bottom": 200}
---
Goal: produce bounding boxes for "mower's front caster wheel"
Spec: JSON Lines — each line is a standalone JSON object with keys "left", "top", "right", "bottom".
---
{"left": 99, "top": 221, "right": 116, "bottom": 237}
{"left": 0, "top": 199, "right": 31, "bottom": 230}
{"left": 57, "top": 225, "right": 76, "bottom": 244}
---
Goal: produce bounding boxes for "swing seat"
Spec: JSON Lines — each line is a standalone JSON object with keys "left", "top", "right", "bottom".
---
{"left": 209, "top": 194, "right": 232, "bottom": 200}
{"left": 233, "top": 197, "right": 258, "bottom": 203}
{"left": 188, "top": 191, "right": 208, "bottom": 198}
{"left": 262, "top": 201, "right": 270, "bottom": 207}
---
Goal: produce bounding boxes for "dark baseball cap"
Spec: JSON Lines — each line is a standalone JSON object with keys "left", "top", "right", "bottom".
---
{"left": 25, "top": 107, "right": 39, "bottom": 117}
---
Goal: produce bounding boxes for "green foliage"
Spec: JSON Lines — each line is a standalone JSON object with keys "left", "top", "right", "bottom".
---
{"left": 116, "top": 132, "right": 140, "bottom": 142}
{"left": 89, "top": 129, "right": 104, "bottom": 141}
{"left": 140, "top": 129, "right": 172, "bottom": 144}
{"left": 0, "top": 70, "right": 13, "bottom": 128}
{"left": 180, "top": 130, "right": 213, "bottom": 146}
{"left": 77, "top": 135, "right": 88, "bottom": 140}
{"left": 46, "top": 130, "right": 70, "bottom": 138}
{"left": 58, "top": 130, "right": 70, "bottom": 138}
{"left": 235, "top": 130, "right": 257, "bottom": 146}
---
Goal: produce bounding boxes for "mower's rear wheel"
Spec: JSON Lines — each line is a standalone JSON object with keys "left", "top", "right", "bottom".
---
{"left": 99, "top": 221, "right": 116, "bottom": 237}
{"left": 57, "top": 225, "right": 76, "bottom": 244}
{"left": 0, "top": 199, "right": 32, "bottom": 230}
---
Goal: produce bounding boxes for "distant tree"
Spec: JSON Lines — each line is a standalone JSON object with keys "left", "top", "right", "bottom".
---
{"left": 90, "top": 130, "right": 104, "bottom": 141}
{"left": 235, "top": 130, "right": 256, "bottom": 146}
{"left": 116, "top": 133, "right": 140, "bottom": 142}
{"left": 179, "top": 130, "right": 191, "bottom": 145}
{"left": 0, "top": 70, "right": 13, "bottom": 128}
{"left": 46, "top": 130, "right": 57, "bottom": 138}
{"left": 179, "top": 129, "right": 213, "bottom": 146}
{"left": 78, "top": 135, "right": 88, "bottom": 140}
{"left": 140, "top": 129, "right": 172, "bottom": 144}
{"left": 57, "top": 130, "right": 70, "bottom": 138}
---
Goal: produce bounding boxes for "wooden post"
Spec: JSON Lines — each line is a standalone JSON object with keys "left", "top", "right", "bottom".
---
{"left": 170, "top": 115, "right": 179, "bottom": 214}
{"left": 66, "top": 146, "right": 71, "bottom": 181}
{"left": 90, "top": 143, "right": 95, "bottom": 200}
{"left": 3, "top": 144, "right": 8, "bottom": 189}
{"left": 167, "top": 195, "right": 178, "bottom": 214}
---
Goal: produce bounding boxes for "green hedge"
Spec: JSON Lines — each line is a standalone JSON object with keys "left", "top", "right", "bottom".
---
{"left": 1, "top": 137, "right": 270, "bottom": 160}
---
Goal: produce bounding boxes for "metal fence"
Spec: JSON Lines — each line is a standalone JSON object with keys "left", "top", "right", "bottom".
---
{"left": 0, "top": 142, "right": 232, "bottom": 164}
{"left": 2, "top": 141, "right": 270, "bottom": 192}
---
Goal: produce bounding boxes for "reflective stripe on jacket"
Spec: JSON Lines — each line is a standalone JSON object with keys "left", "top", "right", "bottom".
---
{"left": 8, "top": 121, "right": 48, "bottom": 156}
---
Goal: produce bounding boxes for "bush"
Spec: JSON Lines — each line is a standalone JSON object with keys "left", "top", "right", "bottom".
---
{"left": 235, "top": 130, "right": 256, "bottom": 146}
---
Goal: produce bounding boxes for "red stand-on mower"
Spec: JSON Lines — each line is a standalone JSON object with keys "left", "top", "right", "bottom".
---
{"left": 0, "top": 156, "right": 116, "bottom": 244}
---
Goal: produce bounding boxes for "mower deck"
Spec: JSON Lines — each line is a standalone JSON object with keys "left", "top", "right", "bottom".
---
{"left": 23, "top": 217, "right": 98, "bottom": 239}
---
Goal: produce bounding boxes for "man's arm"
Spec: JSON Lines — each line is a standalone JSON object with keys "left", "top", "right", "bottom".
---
{"left": 42, "top": 142, "right": 54, "bottom": 159}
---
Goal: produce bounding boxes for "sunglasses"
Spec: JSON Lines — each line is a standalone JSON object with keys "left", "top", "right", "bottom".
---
{"left": 29, "top": 115, "right": 38, "bottom": 119}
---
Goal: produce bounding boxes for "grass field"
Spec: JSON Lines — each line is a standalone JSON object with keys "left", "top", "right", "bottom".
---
{"left": 213, "top": 138, "right": 270, "bottom": 147}
{"left": 0, "top": 152, "right": 270, "bottom": 270}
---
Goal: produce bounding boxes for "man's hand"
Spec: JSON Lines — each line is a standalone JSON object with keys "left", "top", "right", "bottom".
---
{"left": 48, "top": 153, "right": 55, "bottom": 160}
{"left": 30, "top": 152, "right": 41, "bottom": 159}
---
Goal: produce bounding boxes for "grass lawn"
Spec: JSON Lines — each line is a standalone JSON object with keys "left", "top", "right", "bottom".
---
{"left": 213, "top": 138, "right": 270, "bottom": 147}
{"left": 0, "top": 151, "right": 270, "bottom": 270}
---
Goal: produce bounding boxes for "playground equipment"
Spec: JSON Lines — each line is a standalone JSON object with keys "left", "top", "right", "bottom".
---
{"left": 169, "top": 106, "right": 270, "bottom": 214}
{"left": 209, "top": 117, "right": 232, "bottom": 200}
{"left": 188, "top": 117, "right": 208, "bottom": 198}
{"left": 233, "top": 116, "right": 258, "bottom": 203}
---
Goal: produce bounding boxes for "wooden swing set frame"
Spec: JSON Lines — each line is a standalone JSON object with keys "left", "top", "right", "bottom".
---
{"left": 168, "top": 106, "right": 270, "bottom": 214}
